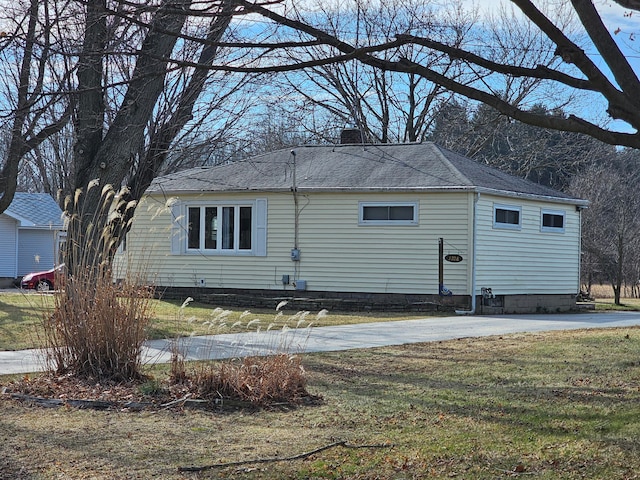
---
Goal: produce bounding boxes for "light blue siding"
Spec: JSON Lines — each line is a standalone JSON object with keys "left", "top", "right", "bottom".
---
{"left": 0, "top": 214, "right": 17, "bottom": 278}
{"left": 17, "top": 229, "right": 58, "bottom": 275}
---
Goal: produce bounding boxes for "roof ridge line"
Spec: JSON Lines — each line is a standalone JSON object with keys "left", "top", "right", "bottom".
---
{"left": 431, "top": 144, "right": 473, "bottom": 186}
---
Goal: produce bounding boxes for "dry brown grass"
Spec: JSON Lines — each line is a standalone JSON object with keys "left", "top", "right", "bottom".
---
{"left": 2, "top": 328, "right": 640, "bottom": 479}
{"left": 171, "top": 354, "right": 311, "bottom": 407}
{"left": 41, "top": 272, "right": 154, "bottom": 381}
{"left": 164, "top": 300, "right": 316, "bottom": 407}
{"left": 589, "top": 284, "right": 615, "bottom": 298}
{"left": 41, "top": 184, "right": 155, "bottom": 381}
{"left": 589, "top": 283, "right": 640, "bottom": 299}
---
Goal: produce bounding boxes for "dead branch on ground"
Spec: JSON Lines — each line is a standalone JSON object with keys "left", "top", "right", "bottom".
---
{"left": 177, "top": 440, "right": 394, "bottom": 472}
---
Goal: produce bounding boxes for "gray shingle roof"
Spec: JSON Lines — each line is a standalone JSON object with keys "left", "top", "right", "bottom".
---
{"left": 5, "top": 193, "right": 64, "bottom": 227}
{"left": 148, "top": 142, "right": 584, "bottom": 203}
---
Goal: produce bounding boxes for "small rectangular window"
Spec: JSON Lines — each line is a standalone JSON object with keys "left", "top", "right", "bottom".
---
{"left": 493, "top": 204, "right": 521, "bottom": 230}
{"left": 541, "top": 209, "right": 565, "bottom": 232}
{"left": 359, "top": 202, "right": 417, "bottom": 225}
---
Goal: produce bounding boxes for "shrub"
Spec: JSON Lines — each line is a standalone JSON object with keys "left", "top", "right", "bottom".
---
{"left": 41, "top": 184, "right": 153, "bottom": 381}
{"left": 178, "top": 354, "right": 308, "bottom": 407}
{"left": 42, "top": 270, "right": 154, "bottom": 381}
{"left": 168, "top": 301, "right": 317, "bottom": 407}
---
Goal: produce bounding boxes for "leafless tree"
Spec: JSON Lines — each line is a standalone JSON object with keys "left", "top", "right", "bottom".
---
{"left": 569, "top": 155, "right": 640, "bottom": 304}
{"left": 0, "top": 0, "right": 73, "bottom": 213}
{"left": 225, "top": 0, "right": 640, "bottom": 149}
{"left": 0, "top": 0, "right": 278, "bottom": 273}
{"left": 68, "top": 0, "right": 244, "bottom": 269}
{"left": 273, "top": 0, "right": 477, "bottom": 143}
{"left": 430, "top": 101, "right": 616, "bottom": 190}
{"left": 16, "top": 125, "right": 74, "bottom": 199}
{"left": 4, "top": 0, "right": 640, "bottom": 272}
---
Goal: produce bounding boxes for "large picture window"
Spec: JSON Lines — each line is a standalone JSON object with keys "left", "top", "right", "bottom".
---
{"left": 169, "top": 199, "right": 267, "bottom": 257}
{"left": 188, "top": 205, "right": 253, "bottom": 252}
{"left": 493, "top": 204, "right": 521, "bottom": 230}
{"left": 359, "top": 202, "right": 418, "bottom": 225}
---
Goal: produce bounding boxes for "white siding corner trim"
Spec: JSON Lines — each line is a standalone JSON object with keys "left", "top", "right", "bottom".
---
{"left": 0, "top": 214, "right": 18, "bottom": 277}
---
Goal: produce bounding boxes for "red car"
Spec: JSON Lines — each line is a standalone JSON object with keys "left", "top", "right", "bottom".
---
{"left": 20, "top": 264, "right": 65, "bottom": 292}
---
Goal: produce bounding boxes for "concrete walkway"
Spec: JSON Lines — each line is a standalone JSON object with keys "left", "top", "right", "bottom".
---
{"left": 2, "top": 311, "right": 640, "bottom": 375}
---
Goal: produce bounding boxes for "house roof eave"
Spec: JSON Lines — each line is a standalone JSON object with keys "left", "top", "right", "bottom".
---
{"left": 475, "top": 187, "right": 589, "bottom": 206}
{"left": 148, "top": 185, "right": 585, "bottom": 206}
{"left": 17, "top": 224, "right": 66, "bottom": 230}
{"left": 3, "top": 210, "right": 35, "bottom": 227}
{"left": 147, "top": 186, "right": 480, "bottom": 196}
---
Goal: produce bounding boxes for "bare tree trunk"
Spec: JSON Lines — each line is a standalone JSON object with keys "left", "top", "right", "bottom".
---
{"left": 614, "top": 231, "right": 625, "bottom": 305}
{"left": 68, "top": 0, "right": 191, "bottom": 273}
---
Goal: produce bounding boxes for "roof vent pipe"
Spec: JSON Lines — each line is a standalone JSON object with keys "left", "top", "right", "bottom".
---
{"left": 340, "top": 128, "right": 364, "bottom": 144}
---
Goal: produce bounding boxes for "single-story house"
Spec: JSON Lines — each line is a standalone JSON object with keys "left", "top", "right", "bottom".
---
{"left": 116, "top": 139, "right": 588, "bottom": 313}
{"left": 0, "top": 192, "right": 65, "bottom": 287}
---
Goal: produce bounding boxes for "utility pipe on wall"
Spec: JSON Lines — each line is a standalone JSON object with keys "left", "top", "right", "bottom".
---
{"left": 456, "top": 192, "right": 479, "bottom": 315}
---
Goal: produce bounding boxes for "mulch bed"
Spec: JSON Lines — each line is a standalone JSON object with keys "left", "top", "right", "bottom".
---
{"left": 1, "top": 373, "right": 321, "bottom": 412}
{"left": 2, "top": 374, "right": 172, "bottom": 411}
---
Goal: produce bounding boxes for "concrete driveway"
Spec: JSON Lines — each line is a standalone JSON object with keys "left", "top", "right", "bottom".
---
{"left": 2, "top": 311, "right": 640, "bottom": 375}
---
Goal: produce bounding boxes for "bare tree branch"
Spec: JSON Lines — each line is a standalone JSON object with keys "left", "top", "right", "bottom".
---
{"left": 611, "top": 0, "right": 640, "bottom": 10}
{"left": 234, "top": 0, "right": 640, "bottom": 148}
{"left": 178, "top": 440, "right": 394, "bottom": 473}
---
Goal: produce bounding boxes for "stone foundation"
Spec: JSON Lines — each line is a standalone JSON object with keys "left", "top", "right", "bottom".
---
{"left": 155, "top": 286, "right": 469, "bottom": 313}
{"left": 477, "top": 293, "right": 578, "bottom": 315}
{"left": 0, "top": 277, "right": 18, "bottom": 289}
{"left": 154, "top": 287, "right": 578, "bottom": 314}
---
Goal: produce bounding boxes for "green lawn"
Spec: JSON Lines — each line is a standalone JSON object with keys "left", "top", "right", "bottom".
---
{"left": 2, "top": 328, "right": 639, "bottom": 479}
{"left": 3, "top": 289, "right": 640, "bottom": 352}
{"left": 0, "top": 293, "right": 53, "bottom": 350}
{"left": 594, "top": 297, "right": 640, "bottom": 311}
{"left": 0, "top": 291, "right": 434, "bottom": 351}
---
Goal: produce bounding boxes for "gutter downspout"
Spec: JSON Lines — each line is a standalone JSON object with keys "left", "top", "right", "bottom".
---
{"left": 456, "top": 192, "right": 479, "bottom": 315}
{"left": 577, "top": 206, "right": 583, "bottom": 297}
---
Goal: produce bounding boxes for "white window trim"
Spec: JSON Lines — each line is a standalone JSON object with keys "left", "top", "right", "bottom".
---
{"left": 541, "top": 208, "right": 566, "bottom": 233}
{"left": 116, "top": 232, "right": 126, "bottom": 254}
{"left": 171, "top": 199, "right": 267, "bottom": 256}
{"left": 493, "top": 203, "right": 521, "bottom": 230}
{"left": 358, "top": 201, "right": 418, "bottom": 226}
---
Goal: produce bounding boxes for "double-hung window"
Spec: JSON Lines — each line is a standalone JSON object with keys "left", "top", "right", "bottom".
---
{"left": 359, "top": 202, "right": 418, "bottom": 226}
{"left": 171, "top": 199, "right": 267, "bottom": 256}
{"left": 541, "top": 209, "right": 565, "bottom": 233}
{"left": 493, "top": 204, "right": 521, "bottom": 230}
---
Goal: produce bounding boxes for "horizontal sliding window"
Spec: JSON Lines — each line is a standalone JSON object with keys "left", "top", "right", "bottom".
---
{"left": 541, "top": 209, "right": 565, "bottom": 233}
{"left": 493, "top": 204, "right": 521, "bottom": 230}
{"left": 359, "top": 202, "right": 418, "bottom": 225}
